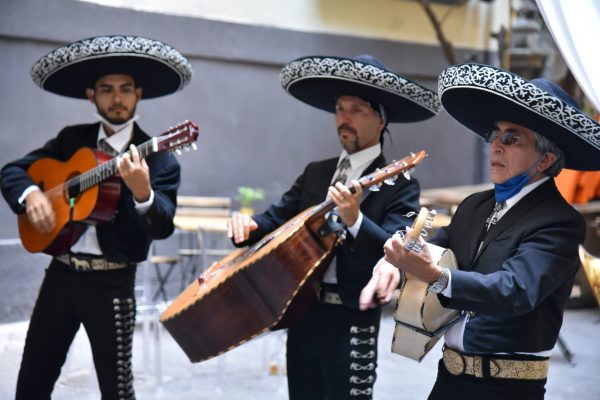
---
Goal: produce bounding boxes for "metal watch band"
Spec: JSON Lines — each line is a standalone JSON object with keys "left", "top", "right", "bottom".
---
{"left": 427, "top": 266, "right": 450, "bottom": 293}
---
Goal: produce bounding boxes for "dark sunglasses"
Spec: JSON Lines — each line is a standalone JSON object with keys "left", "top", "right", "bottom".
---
{"left": 485, "top": 130, "right": 521, "bottom": 146}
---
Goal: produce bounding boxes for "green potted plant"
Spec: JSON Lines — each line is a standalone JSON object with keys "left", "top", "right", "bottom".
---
{"left": 235, "top": 186, "right": 265, "bottom": 215}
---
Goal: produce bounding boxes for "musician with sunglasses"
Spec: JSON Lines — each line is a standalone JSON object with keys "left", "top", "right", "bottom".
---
{"left": 0, "top": 36, "right": 192, "bottom": 399}
{"left": 360, "top": 64, "right": 600, "bottom": 400}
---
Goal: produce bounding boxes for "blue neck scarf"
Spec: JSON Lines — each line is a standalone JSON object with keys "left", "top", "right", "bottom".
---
{"left": 494, "top": 154, "right": 545, "bottom": 203}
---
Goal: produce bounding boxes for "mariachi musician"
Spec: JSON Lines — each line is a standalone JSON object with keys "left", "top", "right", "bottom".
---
{"left": 360, "top": 63, "right": 600, "bottom": 400}
{"left": 227, "top": 54, "right": 440, "bottom": 400}
{"left": 0, "top": 35, "right": 192, "bottom": 399}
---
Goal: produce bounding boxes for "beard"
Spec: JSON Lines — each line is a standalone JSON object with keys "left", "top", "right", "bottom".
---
{"left": 97, "top": 105, "right": 136, "bottom": 124}
{"left": 338, "top": 123, "right": 359, "bottom": 153}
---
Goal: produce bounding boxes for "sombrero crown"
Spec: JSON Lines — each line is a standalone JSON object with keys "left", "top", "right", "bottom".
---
{"left": 280, "top": 55, "right": 440, "bottom": 123}
{"left": 30, "top": 35, "right": 193, "bottom": 99}
{"left": 438, "top": 63, "right": 600, "bottom": 170}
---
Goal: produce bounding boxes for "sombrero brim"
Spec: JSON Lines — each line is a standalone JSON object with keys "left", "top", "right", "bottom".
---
{"left": 281, "top": 56, "right": 440, "bottom": 123}
{"left": 439, "top": 64, "right": 600, "bottom": 171}
{"left": 30, "top": 36, "right": 193, "bottom": 99}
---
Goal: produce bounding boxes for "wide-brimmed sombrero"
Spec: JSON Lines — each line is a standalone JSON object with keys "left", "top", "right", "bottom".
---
{"left": 30, "top": 35, "right": 193, "bottom": 99}
{"left": 280, "top": 55, "right": 440, "bottom": 123}
{"left": 438, "top": 63, "right": 600, "bottom": 170}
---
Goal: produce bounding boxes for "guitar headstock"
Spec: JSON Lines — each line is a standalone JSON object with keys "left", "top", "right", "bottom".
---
{"left": 407, "top": 207, "right": 437, "bottom": 242}
{"left": 157, "top": 120, "right": 199, "bottom": 154}
{"left": 358, "top": 150, "right": 427, "bottom": 191}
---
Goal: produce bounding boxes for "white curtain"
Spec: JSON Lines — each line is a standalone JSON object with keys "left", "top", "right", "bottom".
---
{"left": 536, "top": 0, "right": 600, "bottom": 111}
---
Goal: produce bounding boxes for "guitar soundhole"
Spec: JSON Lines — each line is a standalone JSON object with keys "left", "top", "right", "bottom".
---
{"left": 64, "top": 171, "right": 83, "bottom": 202}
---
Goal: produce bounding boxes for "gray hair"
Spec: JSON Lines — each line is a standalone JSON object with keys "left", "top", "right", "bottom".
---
{"left": 532, "top": 131, "right": 565, "bottom": 177}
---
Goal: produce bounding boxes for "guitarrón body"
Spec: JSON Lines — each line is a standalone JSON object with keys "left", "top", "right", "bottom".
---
{"left": 160, "top": 151, "right": 427, "bottom": 363}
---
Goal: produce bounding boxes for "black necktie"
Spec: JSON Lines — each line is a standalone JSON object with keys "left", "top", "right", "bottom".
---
{"left": 98, "top": 138, "right": 117, "bottom": 156}
{"left": 333, "top": 157, "right": 350, "bottom": 185}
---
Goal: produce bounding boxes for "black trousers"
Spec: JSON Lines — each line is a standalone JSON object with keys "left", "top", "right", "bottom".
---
{"left": 15, "top": 260, "right": 137, "bottom": 400}
{"left": 286, "top": 302, "right": 381, "bottom": 400}
{"left": 428, "top": 359, "right": 547, "bottom": 400}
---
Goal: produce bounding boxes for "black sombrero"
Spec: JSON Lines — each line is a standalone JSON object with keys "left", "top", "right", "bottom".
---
{"left": 280, "top": 55, "right": 440, "bottom": 123}
{"left": 30, "top": 35, "right": 193, "bottom": 99}
{"left": 438, "top": 63, "right": 600, "bottom": 170}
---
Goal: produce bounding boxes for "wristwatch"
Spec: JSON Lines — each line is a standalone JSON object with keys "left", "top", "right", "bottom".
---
{"left": 427, "top": 266, "right": 450, "bottom": 294}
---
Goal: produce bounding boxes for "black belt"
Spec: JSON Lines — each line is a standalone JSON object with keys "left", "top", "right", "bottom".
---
{"left": 55, "top": 253, "right": 134, "bottom": 272}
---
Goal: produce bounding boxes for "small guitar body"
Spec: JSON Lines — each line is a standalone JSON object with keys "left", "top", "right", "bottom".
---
{"left": 18, "top": 148, "right": 120, "bottom": 255}
{"left": 391, "top": 208, "right": 462, "bottom": 362}
{"left": 18, "top": 120, "right": 199, "bottom": 255}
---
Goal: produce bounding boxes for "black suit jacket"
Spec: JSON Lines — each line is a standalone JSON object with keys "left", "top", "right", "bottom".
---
{"left": 432, "top": 179, "right": 585, "bottom": 353}
{"left": 244, "top": 154, "right": 420, "bottom": 309}
{"left": 0, "top": 122, "right": 180, "bottom": 263}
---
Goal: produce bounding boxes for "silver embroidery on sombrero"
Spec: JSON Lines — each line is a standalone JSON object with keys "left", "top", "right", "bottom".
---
{"left": 30, "top": 36, "right": 192, "bottom": 89}
{"left": 281, "top": 57, "right": 441, "bottom": 115}
{"left": 438, "top": 64, "right": 600, "bottom": 149}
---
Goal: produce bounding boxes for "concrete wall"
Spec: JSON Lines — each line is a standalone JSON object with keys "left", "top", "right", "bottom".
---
{"left": 0, "top": 0, "right": 493, "bottom": 239}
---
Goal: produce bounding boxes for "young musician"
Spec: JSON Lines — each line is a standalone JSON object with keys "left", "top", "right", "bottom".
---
{"left": 360, "top": 63, "right": 600, "bottom": 400}
{"left": 228, "top": 54, "right": 440, "bottom": 400}
{"left": 0, "top": 35, "right": 192, "bottom": 399}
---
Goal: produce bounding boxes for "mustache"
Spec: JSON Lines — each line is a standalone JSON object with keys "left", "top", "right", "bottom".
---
{"left": 337, "top": 123, "right": 357, "bottom": 135}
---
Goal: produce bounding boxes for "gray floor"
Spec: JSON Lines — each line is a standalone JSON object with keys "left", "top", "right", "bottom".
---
{"left": 0, "top": 241, "right": 599, "bottom": 399}
{"left": 0, "top": 305, "right": 598, "bottom": 399}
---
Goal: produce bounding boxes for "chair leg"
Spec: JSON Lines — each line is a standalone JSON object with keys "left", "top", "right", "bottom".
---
{"left": 556, "top": 334, "right": 576, "bottom": 366}
{"left": 152, "top": 262, "right": 177, "bottom": 301}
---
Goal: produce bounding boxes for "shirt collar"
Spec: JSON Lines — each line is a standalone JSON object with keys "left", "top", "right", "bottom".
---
{"left": 339, "top": 143, "right": 382, "bottom": 170}
{"left": 505, "top": 176, "right": 549, "bottom": 210}
{"left": 97, "top": 120, "right": 135, "bottom": 154}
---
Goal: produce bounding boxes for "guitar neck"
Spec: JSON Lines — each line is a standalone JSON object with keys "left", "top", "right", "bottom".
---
{"left": 70, "top": 139, "right": 158, "bottom": 195}
{"left": 310, "top": 151, "right": 426, "bottom": 220}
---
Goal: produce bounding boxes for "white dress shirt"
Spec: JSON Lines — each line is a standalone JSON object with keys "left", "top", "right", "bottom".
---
{"left": 322, "top": 143, "right": 381, "bottom": 284}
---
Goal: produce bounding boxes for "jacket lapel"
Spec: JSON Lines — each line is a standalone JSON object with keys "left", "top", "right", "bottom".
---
{"left": 473, "top": 179, "right": 554, "bottom": 264}
{"left": 467, "top": 190, "right": 495, "bottom": 266}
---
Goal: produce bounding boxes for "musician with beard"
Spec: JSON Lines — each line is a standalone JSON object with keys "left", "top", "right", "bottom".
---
{"left": 360, "top": 63, "right": 600, "bottom": 400}
{"left": 228, "top": 54, "right": 440, "bottom": 400}
{"left": 0, "top": 36, "right": 192, "bottom": 399}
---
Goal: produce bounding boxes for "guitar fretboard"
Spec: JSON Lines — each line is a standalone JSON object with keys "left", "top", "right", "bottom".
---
{"left": 70, "top": 139, "right": 158, "bottom": 195}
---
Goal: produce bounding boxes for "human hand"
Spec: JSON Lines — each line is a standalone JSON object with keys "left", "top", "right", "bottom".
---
{"left": 227, "top": 211, "right": 258, "bottom": 244}
{"left": 359, "top": 258, "right": 401, "bottom": 311}
{"left": 117, "top": 144, "right": 151, "bottom": 202}
{"left": 328, "top": 180, "right": 362, "bottom": 226}
{"left": 25, "top": 189, "right": 56, "bottom": 234}
{"left": 383, "top": 231, "right": 439, "bottom": 284}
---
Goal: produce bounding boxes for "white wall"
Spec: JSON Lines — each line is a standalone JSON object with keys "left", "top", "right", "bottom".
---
{"left": 78, "top": 0, "right": 509, "bottom": 50}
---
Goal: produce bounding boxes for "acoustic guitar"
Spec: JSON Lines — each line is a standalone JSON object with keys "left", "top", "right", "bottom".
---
{"left": 18, "top": 120, "right": 199, "bottom": 255}
{"left": 391, "top": 207, "right": 462, "bottom": 361}
{"left": 160, "top": 150, "right": 427, "bottom": 363}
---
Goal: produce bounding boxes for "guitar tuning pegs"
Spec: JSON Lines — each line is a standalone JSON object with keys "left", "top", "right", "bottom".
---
{"left": 384, "top": 176, "right": 397, "bottom": 186}
{"left": 191, "top": 143, "right": 197, "bottom": 151}
{"left": 175, "top": 149, "right": 182, "bottom": 155}
{"left": 403, "top": 172, "right": 411, "bottom": 180}
{"left": 369, "top": 183, "right": 382, "bottom": 192}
